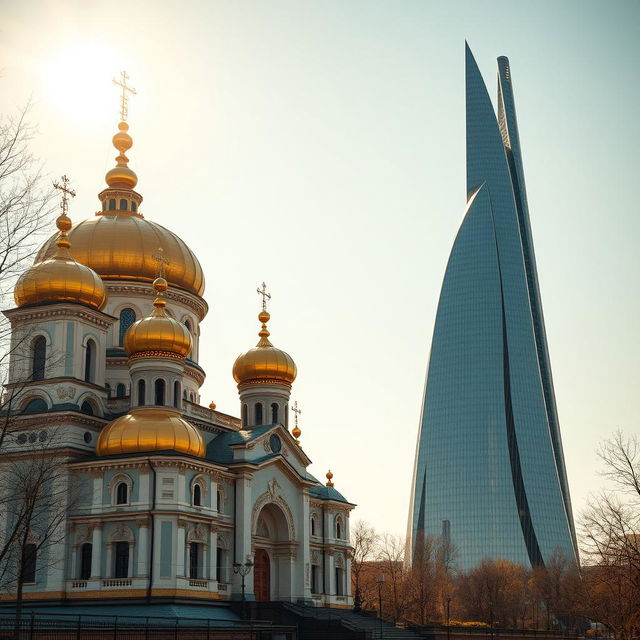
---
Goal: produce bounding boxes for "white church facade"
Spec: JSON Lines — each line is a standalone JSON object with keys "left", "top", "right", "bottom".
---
{"left": 0, "top": 110, "right": 354, "bottom": 612}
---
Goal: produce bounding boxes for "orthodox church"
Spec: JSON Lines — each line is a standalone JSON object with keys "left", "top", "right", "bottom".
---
{"left": 0, "top": 101, "right": 354, "bottom": 614}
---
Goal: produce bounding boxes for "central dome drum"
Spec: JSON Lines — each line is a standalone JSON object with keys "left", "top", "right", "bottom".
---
{"left": 35, "top": 214, "right": 205, "bottom": 297}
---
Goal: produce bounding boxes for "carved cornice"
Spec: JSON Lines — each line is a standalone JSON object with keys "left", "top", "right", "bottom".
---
{"left": 10, "top": 411, "right": 106, "bottom": 429}
{"left": 184, "top": 364, "right": 206, "bottom": 386}
{"left": 105, "top": 283, "right": 208, "bottom": 320}
{"left": 4, "top": 305, "right": 115, "bottom": 329}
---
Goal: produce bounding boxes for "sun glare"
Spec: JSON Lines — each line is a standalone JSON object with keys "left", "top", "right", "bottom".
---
{"left": 42, "top": 41, "right": 121, "bottom": 128}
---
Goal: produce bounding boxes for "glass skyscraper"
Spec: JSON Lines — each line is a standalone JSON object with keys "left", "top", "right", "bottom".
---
{"left": 407, "top": 45, "right": 578, "bottom": 570}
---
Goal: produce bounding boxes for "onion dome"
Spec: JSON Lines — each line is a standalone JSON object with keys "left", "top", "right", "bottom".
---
{"left": 34, "top": 120, "right": 205, "bottom": 297}
{"left": 124, "top": 277, "right": 192, "bottom": 359}
{"left": 233, "top": 310, "right": 297, "bottom": 386}
{"left": 96, "top": 406, "right": 205, "bottom": 457}
{"left": 14, "top": 213, "right": 106, "bottom": 310}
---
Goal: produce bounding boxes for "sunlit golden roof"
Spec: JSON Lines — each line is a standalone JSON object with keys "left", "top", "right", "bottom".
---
{"left": 124, "top": 278, "right": 192, "bottom": 359}
{"left": 34, "top": 117, "right": 205, "bottom": 297}
{"left": 95, "top": 406, "right": 205, "bottom": 457}
{"left": 14, "top": 212, "right": 106, "bottom": 310}
{"left": 233, "top": 310, "right": 297, "bottom": 386}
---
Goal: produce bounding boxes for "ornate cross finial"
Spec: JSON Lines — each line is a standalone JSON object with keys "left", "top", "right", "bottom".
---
{"left": 52, "top": 175, "right": 76, "bottom": 217}
{"left": 152, "top": 246, "right": 169, "bottom": 279}
{"left": 292, "top": 400, "right": 302, "bottom": 424}
{"left": 257, "top": 281, "right": 271, "bottom": 312}
{"left": 112, "top": 70, "right": 137, "bottom": 122}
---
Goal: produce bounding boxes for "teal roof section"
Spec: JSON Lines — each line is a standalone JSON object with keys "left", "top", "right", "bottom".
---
{"left": 205, "top": 424, "right": 276, "bottom": 463}
{"left": 309, "top": 484, "right": 350, "bottom": 503}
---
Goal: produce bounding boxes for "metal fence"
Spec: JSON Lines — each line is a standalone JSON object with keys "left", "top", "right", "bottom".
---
{"left": 0, "top": 612, "right": 296, "bottom": 640}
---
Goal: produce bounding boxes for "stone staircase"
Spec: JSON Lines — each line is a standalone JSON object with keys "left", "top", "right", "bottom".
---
{"left": 281, "top": 603, "right": 425, "bottom": 640}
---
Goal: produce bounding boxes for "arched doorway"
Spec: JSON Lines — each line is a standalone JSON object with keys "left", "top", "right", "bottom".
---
{"left": 252, "top": 500, "right": 294, "bottom": 601}
{"left": 253, "top": 549, "right": 270, "bottom": 601}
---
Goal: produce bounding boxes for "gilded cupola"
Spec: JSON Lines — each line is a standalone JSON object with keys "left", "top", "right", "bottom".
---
{"left": 14, "top": 178, "right": 106, "bottom": 310}
{"left": 124, "top": 277, "right": 192, "bottom": 359}
{"left": 233, "top": 308, "right": 297, "bottom": 387}
{"left": 95, "top": 406, "right": 205, "bottom": 457}
{"left": 34, "top": 75, "right": 205, "bottom": 298}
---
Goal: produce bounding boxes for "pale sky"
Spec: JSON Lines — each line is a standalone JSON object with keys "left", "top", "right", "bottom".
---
{"left": 1, "top": 0, "right": 638, "bottom": 547}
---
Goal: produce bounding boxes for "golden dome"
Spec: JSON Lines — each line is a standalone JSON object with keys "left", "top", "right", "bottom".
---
{"left": 14, "top": 213, "right": 106, "bottom": 310}
{"left": 35, "top": 212, "right": 205, "bottom": 297}
{"left": 124, "top": 278, "right": 192, "bottom": 359}
{"left": 96, "top": 406, "right": 205, "bottom": 457}
{"left": 34, "top": 117, "right": 205, "bottom": 297}
{"left": 233, "top": 311, "right": 297, "bottom": 386}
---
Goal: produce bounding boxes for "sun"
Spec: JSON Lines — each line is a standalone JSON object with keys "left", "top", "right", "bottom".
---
{"left": 41, "top": 40, "right": 122, "bottom": 128}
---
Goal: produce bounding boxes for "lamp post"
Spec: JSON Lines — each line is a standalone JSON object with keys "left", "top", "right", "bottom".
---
{"left": 376, "top": 574, "right": 385, "bottom": 639}
{"left": 446, "top": 596, "right": 451, "bottom": 640}
{"left": 233, "top": 557, "right": 254, "bottom": 620}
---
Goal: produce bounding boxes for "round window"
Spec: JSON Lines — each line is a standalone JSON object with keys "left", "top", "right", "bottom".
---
{"left": 28, "top": 432, "right": 37, "bottom": 443}
{"left": 83, "top": 432, "right": 92, "bottom": 443}
{"left": 38, "top": 430, "right": 47, "bottom": 442}
{"left": 269, "top": 434, "right": 282, "bottom": 453}
{"left": 16, "top": 433, "right": 27, "bottom": 444}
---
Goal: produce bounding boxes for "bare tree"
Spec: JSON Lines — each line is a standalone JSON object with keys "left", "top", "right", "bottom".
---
{"left": 377, "top": 533, "right": 410, "bottom": 623}
{"left": 579, "top": 431, "right": 640, "bottom": 640}
{"left": 350, "top": 520, "right": 379, "bottom": 611}
{"left": 0, "top": 430, "right": 78, "bottom": 631}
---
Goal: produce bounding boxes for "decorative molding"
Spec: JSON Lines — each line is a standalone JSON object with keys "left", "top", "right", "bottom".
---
{"left": 251, "top": 488, "right": 295, "bottom": 542}
{"left": 187, "top": 523, "right": 208, "bottom": 544}
{"left": 109, "top": 523, "right": 134, "bottom": 543}
{"left": 5, "top": 306, "right": 114, "bottom": 330}
{"left": 55, "top": 385, "right": 76, "bottom": 401}
{"left": 105, "top": 283, "right": 208, "bottom": 320}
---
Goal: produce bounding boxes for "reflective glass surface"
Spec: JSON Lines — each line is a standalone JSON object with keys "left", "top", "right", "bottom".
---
{"left": 408, "top": 46, "right": 578, "bottom": 571}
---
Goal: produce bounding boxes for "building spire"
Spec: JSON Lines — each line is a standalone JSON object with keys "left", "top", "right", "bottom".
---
{"left": 52, "top": 175, "right": 75, "bottom": 250}
{"left": 291, "top": 400, "right": 301, "bottom": 443}
{"left": 112, "top": 70, "right": 137, "bottom": 123}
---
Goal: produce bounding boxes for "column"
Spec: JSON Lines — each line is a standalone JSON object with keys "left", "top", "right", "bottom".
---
{"left": 176, "top": 519, "right": 186, "bottom": 577}
{"left": 300, "top": 492, "right": 311, "bottom": 600}
{"left": 105, "top": 543, "right": 113, "bottom": 578}
{"left": 137, "top": 519, "right": 149, "bottom": 577}
{"left": 91, "top": 525, "right": 102, "bottom": 578}
{"left": 209, "top": 527, "right": 218, "bottom": 581}
{"left": 128, "top": 542, "right": 135, "bottom": 578}
{"left": 232, "top": 475, "right": 253, "bottom": 597}
{"left": 92, "top": 472, "right": 103, "bottom": 512}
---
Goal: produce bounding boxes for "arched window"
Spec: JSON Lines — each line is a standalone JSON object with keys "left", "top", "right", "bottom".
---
{"left": 31, "top": 336, "right": 46, "bottom": 381}
{"left": 310, "top": 514, "right": 317, "bottom": 537}
{"left": 255, "top": 403, "right": 263, "bottom": 426}
{"left": 114, "top": 541, "right": 129, "bottom": 578}
{"left": 336, "top": 517, "right": 342, "bottom": 540}
{"left": 285, "top": 404, "right": 289, "bottom": 428}
{"left": 184, "top": 319, "right": 192, "bottom": 333}
{"left": 189, "top": 392, "right": 195, "bottom": 402}
{"left": 80, "top": 543, "right": 92, "bottom": 580}
{"left": 131, "top": 201, "right": 137, "bottom": 213}
{"left": 189, "top": 543, "right": 202, "bottom": 578}
{"left": 155, "top": 379, "right": 165, "bottom": 406}
{"left": 116, "top": 482, "right": 128, "bottom": 505}
{"left": 216, "top": 489, "right": 223, "bottom": 512}
{"left": 174, "top": 381, "right": 180, "bottom": 408}
{"left": 193, "top": 483, "right": 202, "bottom": 506}
{"left": 335, "top": 567, "right": 344, "bottom": 596}
{"left": 242, "top": 404, "right": 248, "bottom": 427}
{"left": 138, "top": 380, "right": 146, "bottom": 406}
{"left": 119, "top": 308, "right": 136, "bottom": 346}
{"left": 119, "top": 199, "right": 127, "bottom": 210}
{"left": 23, "top": 398, "right": 47, "bottom": 413}
{"left": 80, "top": 401, "right": 94, "bottom": 416}
{"left": 183, "top": 389, "right": 187, "bottom": 400}
{"left": 271, "top": 403, "right": 278, "bottom": 424}
{"left": 108, "top": 199, "right": 116, "bottom": 211}
{"left": 116, "top": 383, "right": 126, "bottom": 398}
{"left": 23, "top": 544, "right": 37, "bottom": 583}
{"left": 84, "top": 339, "right": 96, "bottom": 383}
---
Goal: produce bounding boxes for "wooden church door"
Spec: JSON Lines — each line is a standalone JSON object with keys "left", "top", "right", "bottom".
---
{"left": 253, "top": 549, "right": 270, "bottom": 601}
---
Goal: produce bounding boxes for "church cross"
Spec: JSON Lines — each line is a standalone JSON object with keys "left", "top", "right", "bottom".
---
{"left": 52, "top": 175, "right": 76, "bottom": 216}
{"left": 257, "top": 281, "right": 271, "bottom": 312}
{"left": 112, "top": 70, "right": 137, "bottom": 122}
{"left": 152, "top": 246, "right": 170, "bottom": 279}
{"left": 292, "top": 400, "right": 302, "bottom": 426}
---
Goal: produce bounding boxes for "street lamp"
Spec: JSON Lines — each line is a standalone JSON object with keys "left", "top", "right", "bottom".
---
{"left": 233, "top": 556, "right": 254, "bottom": 620}
{"left": 446, "top": 596, "right": 451, "bottom": 640}
{"left": 376, "top": 574, "right": 385, "bottom": 639}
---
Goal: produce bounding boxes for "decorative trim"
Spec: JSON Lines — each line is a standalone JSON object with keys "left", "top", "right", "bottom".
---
{"left": 251, "top": 488, "right": 296, "bottom": 541}
{"left": 4, "top": 306, "right": 115, "bottom": 329}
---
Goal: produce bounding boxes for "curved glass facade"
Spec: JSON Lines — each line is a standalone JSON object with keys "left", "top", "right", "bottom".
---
{"left": 407, "top": 45, "right": 578, "bottom": 570}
